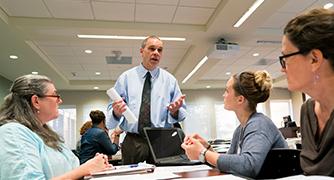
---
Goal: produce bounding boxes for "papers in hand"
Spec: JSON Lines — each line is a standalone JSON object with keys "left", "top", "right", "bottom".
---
{"left": 106, "top": 87, "right": 138, "bottom": 123}
{"left": 91, "top": 163, "right": 155, "bottom": 177}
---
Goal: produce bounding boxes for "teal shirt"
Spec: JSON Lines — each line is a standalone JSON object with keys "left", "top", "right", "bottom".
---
{"left": 0, "top": 122, "right": 79, "bottom": 180}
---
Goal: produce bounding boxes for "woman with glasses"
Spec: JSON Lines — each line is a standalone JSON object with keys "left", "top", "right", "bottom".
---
{"left": 0, "top": 74, "right": 111, "bottom": 179}
{"left": 281, "top": 8, "right": 334, "bottom": 176}
{"left": 181, "top": 70, "right": 287, "bottom": 178}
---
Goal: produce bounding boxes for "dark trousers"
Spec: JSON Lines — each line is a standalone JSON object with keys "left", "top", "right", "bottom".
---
{"left": 121, "top": 133, "right": 154, "bottom": 165}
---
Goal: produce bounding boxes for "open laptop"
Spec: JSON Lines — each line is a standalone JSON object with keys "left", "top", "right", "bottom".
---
{"left": 143, "top": 127, "right": 201, "bottom": 166}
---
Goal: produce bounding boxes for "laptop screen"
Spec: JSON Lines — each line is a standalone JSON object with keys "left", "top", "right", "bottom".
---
{"left": 145, "top": 128, "right": 185, "bottom": 159}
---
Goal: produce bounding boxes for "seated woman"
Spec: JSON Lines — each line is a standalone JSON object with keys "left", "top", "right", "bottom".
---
{"left": 79, "top": 110, "right": 119, "bottom": 164}
{"left": 181, "top": 70, "right": 288, "bottom": 178}
{"left": 75, "top": 120, "right": 93, "bottom": 156}
{"left": 281, "top": 8, "right": 334, "bottom": 176}
{"left": 0, "top": 74, "right": 111, "bottom": 180}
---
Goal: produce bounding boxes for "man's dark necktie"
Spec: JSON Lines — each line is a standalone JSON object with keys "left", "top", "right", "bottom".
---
{"left": 138, "top": 72, "right": 151, "bottom": 135}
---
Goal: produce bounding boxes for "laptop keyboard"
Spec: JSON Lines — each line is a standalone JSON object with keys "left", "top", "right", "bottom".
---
{"left": 158, "top": 155, "right": 189, "bottom": 163}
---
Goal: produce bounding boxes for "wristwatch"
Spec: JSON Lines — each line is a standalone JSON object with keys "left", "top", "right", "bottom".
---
{"left": 199, "top": 148, "right": 208, "bottom": 163}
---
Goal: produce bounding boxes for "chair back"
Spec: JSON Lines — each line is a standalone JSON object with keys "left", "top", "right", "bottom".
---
{"left": 279, "top": 127, "right": 299, "bottom": 139}
{"left": 257, "top": 148, "right": 303, "bottom": 179}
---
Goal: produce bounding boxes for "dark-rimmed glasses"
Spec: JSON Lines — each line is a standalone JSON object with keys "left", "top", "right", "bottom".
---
{"left": 279, "top": 50, "right": 305, "bottom": 69}
{"left": 39, "top": 94, "right": 61, "bottom": 101}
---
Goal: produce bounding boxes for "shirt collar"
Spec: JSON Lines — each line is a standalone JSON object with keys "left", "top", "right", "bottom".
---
{"left": 138, "top": 63, "right": 159, "bottom": 79}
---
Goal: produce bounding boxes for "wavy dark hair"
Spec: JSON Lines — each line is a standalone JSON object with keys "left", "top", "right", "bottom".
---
{"left": 0, "top": 74, "right": 63, "bottom": 151}
{"left": 89, "top": 110, "right": 106, "bottom": 125}
{"left": 284, "top": 8, "right": 334, "bottom": 70}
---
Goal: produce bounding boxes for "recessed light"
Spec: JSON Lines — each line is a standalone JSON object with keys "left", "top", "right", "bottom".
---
{"left": 32, "top": 72, "right": 38, "bottom": 75}
{"left": 324, "top": 3, "right": 333, "bottom": 9}
{"left": 93, "top": 87, "right": 99, "bottom": 90}
{"left": 226, "top": 72, "right": 231, "bottom": 75}
{"left": 9, "top": 55, "right": 18, "bottom": 59}
{"left": 84, "top": 49, "right": 92, "bottom": 54}
{"left": 253, "top": 53, "right": 259, "bottom": 57}
{"left": 206, "top": 86, "right": 211, "bottom": 88}
{"left": 95, "top": 72, "right": 101, "bottom": 75}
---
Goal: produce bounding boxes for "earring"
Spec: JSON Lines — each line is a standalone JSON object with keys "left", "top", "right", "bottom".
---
{"left": 37, "top": 110, "right": 40, "bottom": 114}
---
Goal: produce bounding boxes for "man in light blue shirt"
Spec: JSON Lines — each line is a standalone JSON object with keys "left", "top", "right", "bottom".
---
{"left": 106, "top": 35, "right": 187, "bottom": 164}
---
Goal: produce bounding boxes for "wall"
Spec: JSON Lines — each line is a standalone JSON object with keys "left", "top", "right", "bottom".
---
{"left": 0, "top": 75, "right": 12, "bottom": 104}
{"left": 58, "top": 90, "right": 110, "bottom": 140}
{"left": 183, "top": 87, "right": 293, "bottom": 138}
{"left": 291, "top": 91, "right": 303, "bottom": 126}
{"left": 60, "top": 87, "right": 301, "bottom": 141}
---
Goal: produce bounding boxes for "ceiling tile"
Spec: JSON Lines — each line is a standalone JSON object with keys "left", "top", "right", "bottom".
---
{"left": 179, "top": 0, "right": 221, "bottom": 8}
{"left": 173, "top": 7, "right": 214, "bottom": 25}
{"left": 0, "top": 0, "right": 51, "bottom": 17}
{"left": 93, "top": 1, "right": 134, "bottom": 21}
{"left": 277, "top": 0, "right": 317, "bottom": 13}
{"left": 44, "top": 0, "right": 93, "bottom": 19}
{"left": 39, "top": 45, "right": 74, "bottom": 56}
{"left": 136, "top": 0, "right": 178, "bottom": 5}
{"left": 260, "top": 12, "right": 296, "bottom": 29}
{"left": 135, "top": 4, "right": 176, "bottom": 23}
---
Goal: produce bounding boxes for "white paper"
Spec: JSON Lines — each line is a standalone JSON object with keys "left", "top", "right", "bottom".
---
{"left": 106, "top": 87, "right": 137, "bottom": 123}
{"left": 154, "top": 164, "right": 212, "bottom": 173}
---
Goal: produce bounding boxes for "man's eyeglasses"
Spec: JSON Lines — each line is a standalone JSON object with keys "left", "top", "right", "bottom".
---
{"left": 279, "top": 50, "right": 306, "bottom": 69}
{"left": 39, "top": 94, "right": 61, "bottom": 100}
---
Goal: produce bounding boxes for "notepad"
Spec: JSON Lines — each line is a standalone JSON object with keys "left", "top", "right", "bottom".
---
{"left": 91, "top": 163, "right": 155, "bottom": 177}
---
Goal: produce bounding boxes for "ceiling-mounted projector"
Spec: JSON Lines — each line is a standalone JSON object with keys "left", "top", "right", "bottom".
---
{"left": 106, "top": 50, "right": 132, "bottom": 64}
{"left": 207, "top": 39, "right": 240, "bottom": 59}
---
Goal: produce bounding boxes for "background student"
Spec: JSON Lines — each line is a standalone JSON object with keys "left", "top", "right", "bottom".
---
{"left": 281, "top": 8, "right": 334, "bottom": 176}
{"left": 182, "top": 70, "right": 287, "bottom": 178}
{"left": 80, "top": 110, "right": 119, "bottom": 164}
{"left": 0, "top": 74, "right": 110, "bottom": 180}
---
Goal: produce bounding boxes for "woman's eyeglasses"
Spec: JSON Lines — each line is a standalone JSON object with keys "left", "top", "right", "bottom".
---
{"left": 39, "top": 94, "right": 61, "bottom": 101}
{"left": 279, "top": 50, "right": 306, "bottom": 69}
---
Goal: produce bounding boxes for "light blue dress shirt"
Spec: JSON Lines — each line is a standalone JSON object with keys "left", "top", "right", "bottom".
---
{"left": 106, "top": 64, "right": 187, "bottom": 133}
{"left": 0, "top": 122, "right": 79, "bottom": 180}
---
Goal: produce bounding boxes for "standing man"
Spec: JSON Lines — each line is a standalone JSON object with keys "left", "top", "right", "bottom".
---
{"left": 106, "top": 35, "right": 187, "bottom": 164}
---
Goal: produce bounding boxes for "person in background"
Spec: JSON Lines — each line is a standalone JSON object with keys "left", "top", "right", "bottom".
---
{"left": 110, "top": 126, "right": 123, "bottom": 146}
{"left": 107, "top": 35, "right": 187, "bottom": 164}
{"left": 76, "top": 120, "right": 93, "bottom": 156}
{"left": 281, "top": 8, "right": 334, "bottom": 176}
{"left": 0, "top": 74, "right": 110, "bottom": 180}
{"left": 182, "top": 70, "right": 287, "bottom": 178}
{"left": 80, "top": 110, "right": 119, "bottom": 164}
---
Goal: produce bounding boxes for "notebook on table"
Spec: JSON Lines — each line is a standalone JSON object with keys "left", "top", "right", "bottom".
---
{"left": 143, "top": 127, "right": 201, "bottom": 166}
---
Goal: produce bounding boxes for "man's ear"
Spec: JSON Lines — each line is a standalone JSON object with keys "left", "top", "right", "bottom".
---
{"left": 310, "top": 49, "right": 324, "bottom": 72}
{"left": 30, "top": 95, "right": 40, "bottom": 111}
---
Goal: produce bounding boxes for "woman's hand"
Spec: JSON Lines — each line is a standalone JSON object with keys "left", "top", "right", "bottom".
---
{"left": 185, "top": 133, "right": 209, "bottom": 148}
{"left": 181, "top": 136, "right": 205, "bottom": 160}
{"left": 83, "top": 153, "right": 112, "bottom": 174}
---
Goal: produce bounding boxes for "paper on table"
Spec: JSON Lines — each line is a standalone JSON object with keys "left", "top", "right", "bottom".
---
{"left": 106, "top": 87, "right": 137, "bottom": 123}
{"left": 91, "top": 163, "right": 155, "bottom": 177}
{"left": 155, "top": 164, "right": 212, "bottom": 173}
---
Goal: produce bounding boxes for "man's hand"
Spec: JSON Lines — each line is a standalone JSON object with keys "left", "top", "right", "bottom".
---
{"left": 167, "top": 95, "right": 186, "bottom": 118}
{"left": 112, "top": 99, "right": 127, "bottom": 118}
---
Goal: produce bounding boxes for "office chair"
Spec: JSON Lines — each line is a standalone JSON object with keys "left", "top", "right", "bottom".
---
{"left": 257, "top": 148, "right": 303, "bottom": 179}
{"left": 279, "top": 127, "right": 299, "bottom": 139}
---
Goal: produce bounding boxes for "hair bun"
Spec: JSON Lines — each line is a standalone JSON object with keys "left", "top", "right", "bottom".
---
{"left": 254, "top": 70, "right": 272, "bottom": 91}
